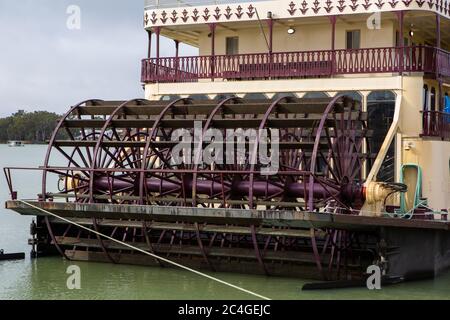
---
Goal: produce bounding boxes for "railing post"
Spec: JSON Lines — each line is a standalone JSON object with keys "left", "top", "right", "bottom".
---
{"left": 396, "top": 11, "right": 404, "bottom": 74}
{"left": 155, "top": 26, "right": 161, "bottom": 79}
{"left": 423, "top": 111, "right": 428, "bottom": 136}
{"left": 142, "top": 30, "right": 153, "bottom": 83}
{"left": 174, "top": 40, "right": 179, "bottom": 82}
{"left": 436, "top": 13, "right": 441, "bottom": 50}
{"left": 329, "top": 15, "right": 337, "bottom": 76}
{"left": 209, "top": 23, "right": 216, "bottom": 81}
{"left": 147, "top": 30, "right": 152, "bottom": 59}
{"left": 267, "top": 18, "right": 273, "bottom": 78}
{"left": 417, "top": 44, "right": 423, "bottom": 71}
{"left": 436, "top": 14, "right": 442, "bottom": 107}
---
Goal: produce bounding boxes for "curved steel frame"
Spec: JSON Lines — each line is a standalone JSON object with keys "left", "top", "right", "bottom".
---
{"left": 138, "top": 98, "right": 192, "bottom": 204}
{"left": 191, "top": 96, "right": 243, "bottom": 206}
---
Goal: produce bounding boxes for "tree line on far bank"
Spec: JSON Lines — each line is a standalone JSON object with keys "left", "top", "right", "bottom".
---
{"left": 0, "top": 110, "right": 63, "bottom": 143}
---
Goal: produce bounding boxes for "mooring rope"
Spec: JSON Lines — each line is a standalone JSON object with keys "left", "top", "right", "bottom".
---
{"left": 18, "top": 200, "right": 271, "bottom": 301}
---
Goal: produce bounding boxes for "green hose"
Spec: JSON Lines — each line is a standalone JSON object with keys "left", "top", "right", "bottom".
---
{"left": 384, "top": 164, "right": 446, "bottom": 219}
{"left": 399, "top": 163, "right": 424, "bottom": 218}
{"left": 383, "top": 163, "right": 425, "bottom": 219}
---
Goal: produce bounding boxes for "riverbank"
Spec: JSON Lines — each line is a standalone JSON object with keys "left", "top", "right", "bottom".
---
{"left": 0, "top": 110, "right": 62, "bottom": 143}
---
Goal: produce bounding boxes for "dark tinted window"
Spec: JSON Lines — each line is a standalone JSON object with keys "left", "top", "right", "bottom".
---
{"left": 303, "top": 92, "right": 329, "bottom": 99}
{"left": 423, "top": 85, "right": 429, "bottom": 111}
{"left": 335, "top": 91, "right": 362, "bottom": 102}
{"left": 188, "top": 94, "right": 209, "bottom": 100}
{"left": 272, "top": 92, "right": 298, "bottom": 100}
{"left": 243, "top": 93, "right": 268, "bottom": 100}
{"left": 346, "top": 30, "right": 360, "bottom": 49}
{"left": 159, "top": 95, "right": 181, "bottom": 101}
{"left": 226, "top": 37, "right": 239, "bottom": 55}
{"left": 430, "top": 87, "right": 436, "bottom": 111}
{"left": 367, "top": 91, "right": 396, "bottom": 182}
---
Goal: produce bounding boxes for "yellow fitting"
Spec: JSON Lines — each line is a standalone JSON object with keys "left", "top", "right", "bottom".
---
{"left": 65, "top": 173, "right": 81, "bottom": 190}
{"left": 364, "top": 182, "right": 391, "bottom": 205}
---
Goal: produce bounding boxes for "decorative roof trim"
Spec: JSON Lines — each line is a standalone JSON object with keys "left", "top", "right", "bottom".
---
{"left": 144, "top": 0, "right": 450, "bottom": 27}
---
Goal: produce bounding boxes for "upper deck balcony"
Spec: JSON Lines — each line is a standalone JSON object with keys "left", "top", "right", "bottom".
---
{"left": 422, "top": 110, "right": 450, "bottom": 140}
{"left": 141, "top": 45, "right": 450, "bottom": 83}
{"left": 142, "top": 1, "right": 450, "bottom": 84}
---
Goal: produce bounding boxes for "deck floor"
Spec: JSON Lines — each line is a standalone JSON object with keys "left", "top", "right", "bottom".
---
{"left": 6, "top": 200, "right": 450, "bottom": 231}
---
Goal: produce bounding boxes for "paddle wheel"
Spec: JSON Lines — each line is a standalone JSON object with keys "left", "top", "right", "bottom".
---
{"left": 22, "top": 96, "right": 378, "bottom": 279}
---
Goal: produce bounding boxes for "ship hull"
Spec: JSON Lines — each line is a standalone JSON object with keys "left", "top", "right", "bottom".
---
{"left": 8, "top": 200, "right": 450, "bottom": 281}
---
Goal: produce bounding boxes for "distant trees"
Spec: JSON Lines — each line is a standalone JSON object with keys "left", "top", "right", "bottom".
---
{"left": 0, "top": 110, "right": 63, "bottom": 143}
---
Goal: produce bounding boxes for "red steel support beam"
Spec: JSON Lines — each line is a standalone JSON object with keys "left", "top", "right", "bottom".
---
{"left": 436, "top": 14, "right": 441, "bottom": 49}
{"left": 329, "top": 15, "right": 337, "bottom": 75}
{"left": 436, "top": 14, "right": 443, "bottom": 110}
{"left": 155, "top": 27, "right": 161, "bottom": 78}
{"left": 396, "top": 11, "right": 404, "bottom": 75}
{"left": 155, "top": 27, "right": 161, "bottom": 60}
{"left": 267, "top": 19, "right": 273, "bottom": 54}
{"left": 147, "top": 30, "right": 152, "bottom": 59}
{"left": 175, "top": 39, "right": 180, "bottom": 79}
{"left": 266, "top": 19, "right": 274, "bottom": 77}
{"left": 175, "top": 39, "right": 179, "bottom": 58}
{"left": 209, "top": 23, "right": 216, "bottom": 81}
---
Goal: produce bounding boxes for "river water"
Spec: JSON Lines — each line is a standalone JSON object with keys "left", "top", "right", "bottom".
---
{"left": 0, "top": 144, "right": 449, "bottom": 300}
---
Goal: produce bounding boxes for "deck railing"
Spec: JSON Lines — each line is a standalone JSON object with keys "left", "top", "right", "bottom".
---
{"left": 141, "top": 45, "right": 449, "bottom": 83}
{"left": 422, "top": 111, "right": 450, "bottom": 140}
{"left": 436, "top": 48, "right": 450, "bottom": 78}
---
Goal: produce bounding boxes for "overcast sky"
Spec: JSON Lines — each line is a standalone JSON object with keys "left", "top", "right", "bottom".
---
{"left": 0, "top": 0, "right": 196, "bottom": 117}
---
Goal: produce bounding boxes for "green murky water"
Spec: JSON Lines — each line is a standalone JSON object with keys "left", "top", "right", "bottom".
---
{"left": 0, "top": 145, "right": 449, "bottom": 300}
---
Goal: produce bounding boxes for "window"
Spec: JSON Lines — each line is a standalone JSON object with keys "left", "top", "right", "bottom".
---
{"left": 159, "top": 95, "right": 181, "bottom": 101}
{"left": 423, "top": 85, "right": 429, "bottom": 111}
{"left": 272, "top": 92, "right": 298, "bottom": 100}
{"left": 404, "top": 37, "right": 409, "bottom": 46}
{"left": 367, "top": 91, "right": 396, "bottom": 182}
{"left": 430, "top": 87, "right": 436, "bottom": 112}
{"left": 335, "top": 91, "right": 362, "bottom": 103}
{"left": 346, "top": 30, "right": 360, "bottom": 49}
{"left": 303, "top": 92, "right": 329, "bottom": 99}
{"left": 188, "top": 94, "right": 209, "bottom": 100}
{"left": 226, "top": 37, "right": 239, "bottom": 55}
{"left": 396, "top": 31, "right": 409, "bottom": 46}
{"left": 243, "top": 93, "right": 267, "bottom": 100}
{"left": 215, "top": 93, "right": 236, "bottom": 101}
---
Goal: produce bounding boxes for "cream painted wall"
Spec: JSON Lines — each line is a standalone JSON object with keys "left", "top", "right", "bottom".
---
{"left": 399, "top": 76, "right": 424, "bottom": 137}
{"left": 145, "top": 76, "right": 402, "bottom": 98}
{"left": 402, "top": 138, "right": 450, "bottom": 211}
{"left": 198, "top": 19, "right": 395, "bottom": 56}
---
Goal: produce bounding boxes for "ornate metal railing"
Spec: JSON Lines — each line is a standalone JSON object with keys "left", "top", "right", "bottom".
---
{"left": 141, "top": 45, "right": 449, "bottom": 83}
{"left": 436, "top": 48, "right": 450, "bottom": 78}
{"left": 422, "top": 111, "right": 450, "bottom": 140}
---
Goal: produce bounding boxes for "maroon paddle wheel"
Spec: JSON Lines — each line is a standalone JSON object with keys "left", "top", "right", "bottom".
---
{"left": 36, "top": 95, "right": 376, "bottom": 280}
